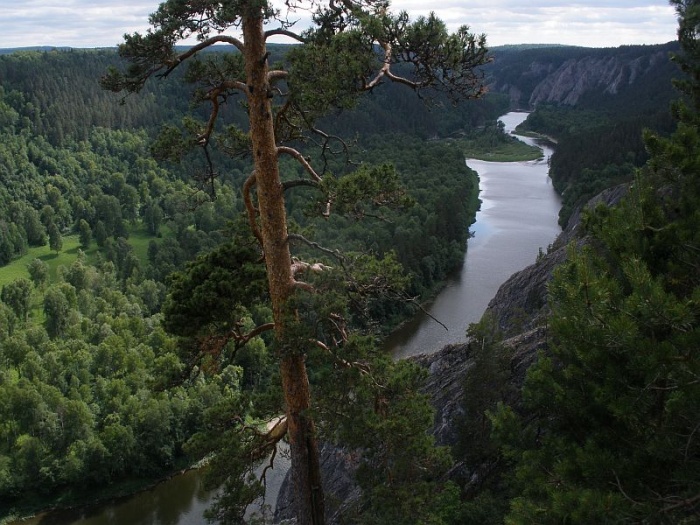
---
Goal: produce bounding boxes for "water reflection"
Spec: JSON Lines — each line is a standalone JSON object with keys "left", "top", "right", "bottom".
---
{"left": 27, "top": 469, "right": 215, "bottom": 525}
{"left": 387, "top": 112, "right": 562, "bottom": 359}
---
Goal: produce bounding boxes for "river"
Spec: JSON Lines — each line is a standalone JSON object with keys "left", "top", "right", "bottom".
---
{"left": 387, "top": 111, "right": 561, "bottom": 359}
{"left": 16, "top": 111, "right": 561, "bottom": 525}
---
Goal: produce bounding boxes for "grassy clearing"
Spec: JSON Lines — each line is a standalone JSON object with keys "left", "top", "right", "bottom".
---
{"left": 0, "top": 225, "right": 164, "bottom": 326}
{"left": 0, "top": 235, "right": 96, "bottom": 288}
{"left": 0, "top": 223, "right": 161, "bottom": 289}
{"left": 128, "top": 225, "right": 158, "bottom": 264}
{"left": 458, "top": 137, "right": 544, "bottom": 162}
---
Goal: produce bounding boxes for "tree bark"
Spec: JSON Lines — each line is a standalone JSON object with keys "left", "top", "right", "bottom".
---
{"left": 243, "top": 11, "right": 325, "bottom": 525}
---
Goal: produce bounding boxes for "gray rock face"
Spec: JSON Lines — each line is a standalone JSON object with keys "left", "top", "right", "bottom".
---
{"left": 484, "top": 183, "right": 628, "bottom": 340}
{"left": 421, "top": 183, "right": 629, "bottom": 437}
{"left": 274, "top": 186, "right": 628, "bottom": 523}
{"left": 489, "top": 45, "right": 676, "bottom": 109}
{"left": 527, "top": 53, "right": 667, "bottom": 106}
{"left": 274, "top": 443, "right": 361, "bottom": 524}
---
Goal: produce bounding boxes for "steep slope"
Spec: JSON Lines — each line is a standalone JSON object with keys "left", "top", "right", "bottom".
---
{"left": 487, "top": 43, "right": 679, "bottom": 110}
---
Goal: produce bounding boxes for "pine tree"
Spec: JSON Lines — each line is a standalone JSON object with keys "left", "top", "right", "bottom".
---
{"left": 491, "top": 2, "right": 700, "bottom": 522}
{"left": 102, "top": 1, "right": 490, "bottom": 522}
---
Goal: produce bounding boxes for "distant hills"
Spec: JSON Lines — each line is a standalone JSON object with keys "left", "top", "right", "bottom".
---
{"left": 486, "top": 41, "right": 680, "bottom": 110}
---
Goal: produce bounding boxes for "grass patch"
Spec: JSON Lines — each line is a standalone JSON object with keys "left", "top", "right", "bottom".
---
{"left": 0, "top": 224, "right": 166, "bottom": 290}
{"left": 0, "top": 235, "right": 98, "bottom": 288}
{"left": 458, "top": 137, "right": 543, "bottom": 162}
{"left": 128, "top": 224, "right": 159, "bottom": 265}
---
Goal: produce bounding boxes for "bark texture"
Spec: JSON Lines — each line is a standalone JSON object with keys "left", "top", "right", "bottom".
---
{"left": 243, "top": 12, "right": 326, "bottom": 525}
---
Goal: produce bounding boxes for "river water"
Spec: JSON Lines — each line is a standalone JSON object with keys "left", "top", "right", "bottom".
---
{"left": 17, "top": 111, "right": 561, "bottom": 525}
{"left": 387, "top": 111, "right": 561, "bottom": 359}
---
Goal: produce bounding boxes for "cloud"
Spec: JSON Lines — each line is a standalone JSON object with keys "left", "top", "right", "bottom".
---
{"left": 1, "top": 1, "right": 154, "bottom": 47}
{"left": 394, "top": 1, "right": 677, "bottom": 47}
{"left": 0, "top": 0, "right": 678, "bottom": 49}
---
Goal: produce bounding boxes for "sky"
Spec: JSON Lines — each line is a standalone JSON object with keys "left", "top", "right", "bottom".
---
{"left": 0, "top": 1, "right": 679, "bottom": 50}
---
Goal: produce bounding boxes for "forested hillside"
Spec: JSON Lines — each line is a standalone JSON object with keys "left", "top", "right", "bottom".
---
{"left": 491, "top": 42, "right": 681, "bottom": 225}
{"left": 0, "top": 45, "right": 503, "bottom": 519}
{"left": 468, "top": 5, "right": 700, "bottom": 521}
{"left": 0, "top": 27, "right": 691, "bottom": 523}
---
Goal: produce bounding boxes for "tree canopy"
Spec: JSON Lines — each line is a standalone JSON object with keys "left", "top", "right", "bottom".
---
{"left": 103, "top": 0, "right": 490, "bottom": 522}
{"left": 484, "top": 2, "right": 700, "bottom": 522}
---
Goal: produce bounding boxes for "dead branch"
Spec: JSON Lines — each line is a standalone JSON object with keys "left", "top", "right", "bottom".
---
{"left": 162, "top": 35, "right": 245, "bottom": 78}
{"left": 282, "top": 179, "right": 320, "bottom": 191}
{"left": 363, "top": 41, "right": 423, "bottom": 91}
{"left": 296, "top": 107, "right": 357, "bottom": 173}
{"left": 260, "top": 442, "right": 278, "bottom": 488}
{"left": 292, "top": 280, "right": 316, "bottom": 293}
{"left": 239, "top": 416, "right": 289, "bottom": 464}
{"left": 291, "top": 257, "right": 332, "bottom": 293}
{"left": 287, "top": 233, "right": 345, "bottom": 263}
{"left": 660, "top": 492, "right": 700, "bottom": 514}
{"left": 268, "top": 70, "right": 289, "bottom": 84}
{"left": 243, "top": 172, "right": 264, "bottom": 246}
{"left": 197, "top": 322, "right": 275, "bottom": 364}
{"left": 237, "top": 322, "right": 276, "bottom": 348}
{"left": 291, "top": 257, "right": 333, "bottom": 276}
{"left": 264, "top": 28, "right": 306, "bottom": 43}
{"left": 313, "top": 340, "right": 371, "bottom": 375}
{"left": 277, "top": 146, "right": 323, "bottom": 182}
{"left": 404, "top": 295, "right": 449, "bottom": 331}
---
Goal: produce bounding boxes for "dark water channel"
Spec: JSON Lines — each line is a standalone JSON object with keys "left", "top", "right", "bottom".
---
{"left": 17, "top": 111, "right": 560, "bottom": 525}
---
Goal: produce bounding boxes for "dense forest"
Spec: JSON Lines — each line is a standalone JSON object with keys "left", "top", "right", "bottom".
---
{"left": 505, "top": 42, "right": 681, "bottom": 225}
{"left": 0, "top": 41, "right": 505, "bottom": 520}
{"left": 1, "top": 6, "right": 697, "bottom": 523}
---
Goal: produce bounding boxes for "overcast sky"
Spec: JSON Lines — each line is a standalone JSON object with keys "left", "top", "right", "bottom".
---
{"left": 0, "top": 1, "right": 679, "bottom": 50}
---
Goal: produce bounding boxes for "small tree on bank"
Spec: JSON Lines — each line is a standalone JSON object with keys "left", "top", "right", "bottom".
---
{"left": 103, "top": 1, "right": 490, "bottom": 522}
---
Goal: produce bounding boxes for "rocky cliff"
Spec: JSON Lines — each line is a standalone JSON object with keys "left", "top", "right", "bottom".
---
{"left": 274, "top": 185, "right": 629, "bottom": 523}
{"left": 487, "top": 43, "right": 678, "bottom": 109}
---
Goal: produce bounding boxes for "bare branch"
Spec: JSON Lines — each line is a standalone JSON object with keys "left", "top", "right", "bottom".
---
{"left": 313, "top": 340, "right": 371, "bottom": 375}
{"left": 612, "top": 470, "right": 643, "bottom": 506}
{"left": 221, "top": 79, "right": 250, "bottom": 93}
{"left": 268, "top": 70, "right": 289, "bottom": 84}
{"left": 363, "top": 41, "right": 424, "bottom": 91}
{"left": 292, "top": 280, "right": 316, "bottom": 293}
{"left": 287, "top": 233, "right": 345, "bottom": 263}
{"left": 198, "top": 82, "right": 248, "bottom": 147}
{"left": 198, "top": 88, "right": 221, "bottom": 147}
{"left": 277, "top": 146, "right": 323, "bottom": 182}
{"left": 197, "top": 322, "right": 275, "bottom": 364}
{"left": 237, "top": 322, "right": 276, "bottom": 348}
{"left": 282, "top": 179, "right": 320, "bottom": 191}
{"left": 265, "top": 415, "right": 289, "bottom": 444}
{"left": 290, "top": 257, "right": 332, "bottom": 294}
{"left": 660, "top": 492, "right": 700, "bottom": 514}
{"left": 161, "top": 35, "right": 245, "bottom": 78}
{"left": 294, "top": 101, "right": 358, "bottom": 173}
{"left": 243, "top": 172, "right": 264, "bottom": 246}
{"left": 291, "top": 258, "right": 333, "bottom": 276}
{"left": 405, "top": 295, "right": 449, "bottom": 331}
{"left": 265, "top": 28, "right": 306, "bottom": 43}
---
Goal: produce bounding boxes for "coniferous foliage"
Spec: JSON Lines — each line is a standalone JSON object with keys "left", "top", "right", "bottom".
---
{"left": 488, "top": 3, "right": 700, "bottom": 522}
{"left": 101, "top": 1, "right": 492, "bottom": 522}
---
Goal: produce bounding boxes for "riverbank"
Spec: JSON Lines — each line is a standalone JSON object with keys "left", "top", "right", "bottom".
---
{"left": 2, "top": 457, "right": 207, "bottom": 525}
{"left": 386, "top": 111, "right": 562, "bottom": 359}
{"left": 4, "top": 112, "right": 553, "bottom": 525}
{"left": 455, "top": 131, "right": 543, "bottom": 162}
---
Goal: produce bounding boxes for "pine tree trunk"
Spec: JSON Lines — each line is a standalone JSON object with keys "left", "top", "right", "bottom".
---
{"left": 243, "top": 12, "right": 326, "bottom": 525}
